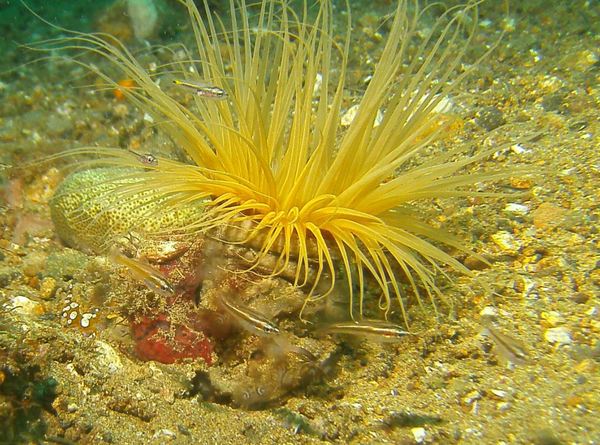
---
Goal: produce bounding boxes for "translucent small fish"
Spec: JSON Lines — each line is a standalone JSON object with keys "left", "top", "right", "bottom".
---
{"left": 128, "top": 149, "right": 158, "bottom": 166}
{"left": 318, "top": 320, "right": 411, "bottom": 343}
{"left": 262, "top": 335, "right": 317, "bottom": 362}
{"left": 218, "top": 295, "right": 280, "bottom": 336}
{"left": 108, "top": 246, "right": 175, "bottom": 296}
{"left": 172, "top": 79, "right": 227, "bottom": 100}
{"left": 378, "top": 411, "right": 444, "bottom": 430}
{"left": 481, "top": 318, "right": 529, "bottom": 365}
{"left": 235, "top": 384, "right": 274, "bottom": 410}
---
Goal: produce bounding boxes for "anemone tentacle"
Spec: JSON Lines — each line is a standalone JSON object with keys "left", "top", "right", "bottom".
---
{"left": 45, "top": 0, "right": 518, "bottom": 324}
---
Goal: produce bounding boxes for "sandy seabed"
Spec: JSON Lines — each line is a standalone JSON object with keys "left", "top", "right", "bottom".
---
{"left": 0, "top": 1, "right": 599, "bottom": 444}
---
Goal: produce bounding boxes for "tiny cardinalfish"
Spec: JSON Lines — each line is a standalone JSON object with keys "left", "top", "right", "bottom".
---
{"left": 128, "top": 149, "right": 158, "bottom": 167}
{"left": 318, "top": 320, "right": 412, "bottom": 343}
{"left": 480, "top": 316, "right": 529, "bottom": 365}
{"left": 172, "top": 79, "right": 228, "bottom": 100}
{"left": 108, "top": 246, "right": 175, "bottom": 297}
{"left": 218, "top": 294, "right": 280, "bottom": 337}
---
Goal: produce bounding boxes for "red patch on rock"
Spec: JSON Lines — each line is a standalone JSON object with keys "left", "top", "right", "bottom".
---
{"left": 131, "top": 314, "right": 213, "bottom": 365}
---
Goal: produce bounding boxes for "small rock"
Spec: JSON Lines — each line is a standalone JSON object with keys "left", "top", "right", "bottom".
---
{"left": 341, "top": 105, "right": 359, "bottom": 126}
{"left": 0, "top": 270, "right": 13, "bottom": 288}
{"left": 532, "top": 203, "right": 566, "bottom": 229}
{"left": 341, "top": 104, "right": 383, "bottom": 127}
{"left": 509, "top": 177, "right": 533, "bottom": 189}
{"left": 480, "top": 306, "right": 498, "bottom": 319}
{"left": 504, "top": 203, "right": 529, "bottom": 215}
{"left": 39, "top": 277, "right": 57, "bottom": 300}
{"left": 464, "top": 255, "right": 490, "bottom": 270}
{"left": 411, "top": 427, "right": 427, "bottom": 444}
{"left": 127, "top": 0, "right": 159, "bottom": 40}
{"left": 45, "top": 113, "right": 74, "bottom": 136}
{"left": 312, "top": 73, "right": 323, "bottom": 96}
{"left": 112, "top": 103, "right": 129, "bottom": 118}
{"left": 575, "top": 375, "right": 587, "bottom": 385}
{"left": 541, "top": 311, "right": 565, "bottom": 327}
{"left": 491, "top": 231, "right": 522, "bottom": 254}
{"left": 541, "top": 92, "right": 565, "bottom": 112}
{"left": 22, "top": 252, "right": 47, "bottom": 278}
{"left": 152, "top": 429, "right": 177, "bottom": 439}
{"left": 496, "top": 401, "right": 511, "bottom": 412}
{"left": 4, "top": 295, "right": 44, "bottom": 317}
{"left": 92, "top": 340, "right": 124, "bottom": 375}
{"left": 462, "top": 390, "right": 481, "bottom": 405}
{"left": 46, "top": 250, "right": 89, "bottom": 280}
{"left": 510, "top": 143, "right": 530, "bottom": 155}
{"left": 544, "top": 327, "right": 572, "bottom": 346}
{"left": 475, "top": 106, "right": 505, "bottom": 131}
{"left": 490, "top": 389, "right": 508, "bottom": 399}
{"left": 569, "top": 292, "right": 589, "bottom": 304}
{"left": 585, "top": 306, "right": 598, "bottom": 317}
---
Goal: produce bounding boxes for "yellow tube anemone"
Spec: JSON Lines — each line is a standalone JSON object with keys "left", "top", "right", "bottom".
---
{"left": 42, "top": 0, "right": 516, "bottom": 324}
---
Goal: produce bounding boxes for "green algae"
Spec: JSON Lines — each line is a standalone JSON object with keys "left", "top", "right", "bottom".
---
{"left": 0, "top": 364, "right": 58, "bottom": 444}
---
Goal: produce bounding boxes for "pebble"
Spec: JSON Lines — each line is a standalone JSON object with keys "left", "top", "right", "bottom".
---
{"left": 496, "top": 401, "right": 511, "bottom": 412}
{"left": 509, "top": 177, "right": 532, "bottom": 189}
{"left": 152, "top": 429, "right": 177, "bottom": 439}
{"left": 462, "top": 390, "right": 481, "bottom": 405}
{"left": 92, "top": 340, "right": 124, "bottom": 375}
{"left": 341, "top": 106, "right": 358, "bottom": 126}
{"left": 532, "top": 203, "right": 566, "bottom": 229}
{"left": 45, "top": 113, "right": 74, "bottom": 136}
{"left": 312, "top": 73, "right": 323, "bottom": 96}
{"left": 491, "top": 231, "right": 522, "bottom": 254}
{"left": 575, "top": 375, "right": 587, "bottom": 385}
{"left": 411, "top": 427, "right": 427, "bottom": 444}
{"left": 22, "top": 252, "right": 47, "bottom": 278}
{"left": 510, "top": 144, "right": 531, "bottom": 155}
{"left": 112, "top": 103, "right": 129, "bottom": 118}
{"left": 504, "top": 203, "right": 529, "bottom": 215}
{"left": 341, "top": 104, "right": 383, "bottom": 127}
{"left": 464, "top": 255, "right": 490, "bottom": 270}
{"left": 541, "top": 92, "right": 564, "bottom": 112}
{"left": 490, "top": 389, "right": 508, "bottom": 399}
{"left": 480, "top": 306, "right": 498, "bottom": 318}
{"left": 585, "top": 306, "right": 598, "bottom": 317}
{"left": 475, "top": 106, "right": 505, "bottom": 131}
{"left": 39, "top": 277, "right": 57, "bottom": 300}
{"left": 544, "top": 327, "right": 572, "bottom": 346}
{"left": 541, "top": 311, "right": 565, "bottom": 327}
{"left": 569, "top": 292, "right": 589, "bottom": 304}
{"left": 4, "top": 295, "right": 44, "bottom": 317}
